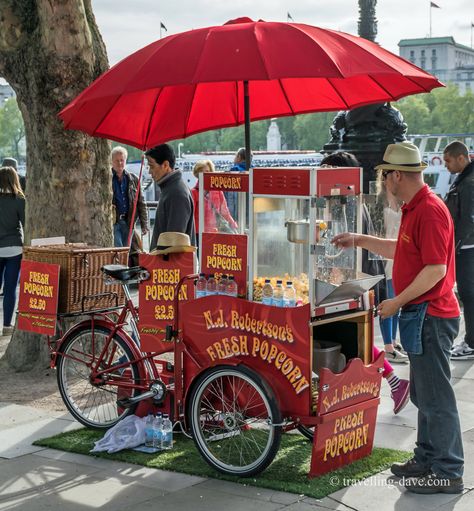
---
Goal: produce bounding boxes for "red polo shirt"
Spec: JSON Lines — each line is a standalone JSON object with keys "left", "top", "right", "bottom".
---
{"left": 393, "top": 184, "right": 460, "bottom": 317}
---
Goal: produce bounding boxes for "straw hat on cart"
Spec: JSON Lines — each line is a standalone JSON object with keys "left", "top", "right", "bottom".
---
{"left": 150, "top": 232, "right": 197, "bottom": 255}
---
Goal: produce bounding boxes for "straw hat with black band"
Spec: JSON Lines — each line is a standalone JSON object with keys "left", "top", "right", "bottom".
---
{"left": 150, "top": 232, "right": 197, "bottom": 255}
{"left": 375, "top": 142, "right": 428, "bottom": 173}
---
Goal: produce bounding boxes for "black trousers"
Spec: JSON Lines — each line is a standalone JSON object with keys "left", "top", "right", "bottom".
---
{"left": 456, "top": 248, "right": 474, "bottom": 348}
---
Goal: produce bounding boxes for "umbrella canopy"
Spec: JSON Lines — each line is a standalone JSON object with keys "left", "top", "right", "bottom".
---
{"left": 59, "top": 17, "right": 442, "bottom": 151}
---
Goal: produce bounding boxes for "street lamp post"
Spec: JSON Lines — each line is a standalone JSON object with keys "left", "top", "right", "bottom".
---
{"left": 323, "top": 0, "right": 407, "bottom": 193}
{"left": 178, "top": 142, "right": 184, "bottom": 159}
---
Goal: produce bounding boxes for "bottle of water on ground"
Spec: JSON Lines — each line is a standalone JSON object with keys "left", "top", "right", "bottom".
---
{"left": 226, "top": 275, "right": 238, "bottom": 297}
{"left": 152, "top": 412, "right": 163, "bottom": 449}
{"left": 261, "top": 279, "right": 273, "bottom": 305}
{"left": 283, "top": 281, "right": 296, "bottom": 307}
{"left": 196, "top": 273, "right": 207, "bottom": 298}
{"left": 144, "top": 413, "right": 154, "bottom": 448}
{"left": 206, "top": 274, "right": 217, "bottom": 295}
{"left": 217, "top": 274, "right": 228, "bottom": 295}
{"left": 273, "top": 280, "right": 284, "bottom": 307}
{"left": 161, "top": 414, "right": 173, "bottom": 450}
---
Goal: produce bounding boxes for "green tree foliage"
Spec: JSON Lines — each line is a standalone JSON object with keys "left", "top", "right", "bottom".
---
{"left": 393, "top": 95, "right": 431, "bottom": 134}
{"left": 395, "top": 85, "right": 474, "bottom": 135}
{"left": 0, "top": 97, "right": 25, "bottom": 160}
{"left": 293, "top": 112, "right": 335, "bottom": 150}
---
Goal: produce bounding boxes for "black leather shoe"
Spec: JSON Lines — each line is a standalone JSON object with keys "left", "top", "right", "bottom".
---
{"left": 404, "top": 471, "right": 464, "bottom": 494}
{"left": 391, "top": 458, "right": 430, "bottom": 478}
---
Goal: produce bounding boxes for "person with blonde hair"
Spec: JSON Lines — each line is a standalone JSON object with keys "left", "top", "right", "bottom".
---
{"left": 0, "top": 166, "right": 25, "bottom": 336}
{"left": 374, "top": 170, "right": 408, "bottom": 363}
{"left": 191, "top": 160, "right": 238, "bottom": 233}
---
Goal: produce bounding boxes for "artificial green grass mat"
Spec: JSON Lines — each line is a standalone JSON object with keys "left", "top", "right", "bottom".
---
{"left": 34, "top": 429, "right": 411, "bottom": 499}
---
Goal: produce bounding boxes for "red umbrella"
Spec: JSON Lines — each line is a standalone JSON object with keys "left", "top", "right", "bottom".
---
{"left": 60, "top": 17, "right": 442, "bottom": 164}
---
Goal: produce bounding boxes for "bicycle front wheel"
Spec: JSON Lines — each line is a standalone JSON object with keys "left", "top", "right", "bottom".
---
{"left": 57, "top": 325, "right": 141, "bottom": 429}
{"left": 189, "top": 365, "right": 282, "bottom": 477}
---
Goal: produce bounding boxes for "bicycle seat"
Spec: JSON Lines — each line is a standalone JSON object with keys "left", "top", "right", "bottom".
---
{"left": 101, "top": 265, "right": 148, "bottom": 282}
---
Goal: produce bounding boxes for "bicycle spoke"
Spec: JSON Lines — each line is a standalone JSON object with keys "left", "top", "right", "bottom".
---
{"left": 58, "top": 328, "right": 140, "bottom": 428}
{"left": 191, "top": 369, "right": 280, "bottom": 476}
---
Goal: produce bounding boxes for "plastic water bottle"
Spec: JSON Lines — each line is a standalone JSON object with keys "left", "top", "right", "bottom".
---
{"left": 206, "top": 274, "right": 217, "bottom": 295}
{"left": 144, "top": 413, "right": 154, "bottom": 447}
{"left": 226, "top": 275, "right": 238, "bottom": 297}
{"left": 196, "top": 273, "right": 207, "bottom": 298}
{"left": 217, "top": 274, "right": 228, "bottom": 295}
{"left": 273, "top": 280, "right": 284, "bottom": 307}
{"left": 152, "top": 413, "right": 163, "bottom": 449}
{"left": 283, "top": 281, "right": 297, "bottom": 307}
{"left": 261, "top": 279, "right": 273, "bottom": 305}
{"left": 161, "top": 414, "right": 173, "bottom": 450}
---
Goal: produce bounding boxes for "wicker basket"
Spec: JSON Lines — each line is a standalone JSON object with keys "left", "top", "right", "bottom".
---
{"left": 22, "top": 243, "right": 129, "bottom": 313}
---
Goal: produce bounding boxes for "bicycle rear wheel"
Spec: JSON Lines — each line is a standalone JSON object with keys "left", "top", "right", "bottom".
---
{"left": 57, "top": 325, "right": 141, "bottom": 429}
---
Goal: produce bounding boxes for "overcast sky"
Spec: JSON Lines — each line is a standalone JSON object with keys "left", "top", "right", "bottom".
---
{"left": 91, "top": 0, "right": 473, "bottom": 64}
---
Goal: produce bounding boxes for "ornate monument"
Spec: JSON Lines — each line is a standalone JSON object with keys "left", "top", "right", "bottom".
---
{"left": 267, "top": 118, "right": 282, "bottom": 151}
{"left": 323, "top": 0, "right": 407, "bottom": 192}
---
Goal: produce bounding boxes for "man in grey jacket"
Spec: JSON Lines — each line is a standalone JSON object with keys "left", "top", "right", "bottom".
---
{"left": 444, "top": 141, "right": 474, "bottom": 359}
{"left": 146, "top": 144, "right": 196, "bottom": 251}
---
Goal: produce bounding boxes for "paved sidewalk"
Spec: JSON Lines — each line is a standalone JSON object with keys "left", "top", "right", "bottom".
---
{"left": 0, "top": 315, "right": 473, "bottom": 509}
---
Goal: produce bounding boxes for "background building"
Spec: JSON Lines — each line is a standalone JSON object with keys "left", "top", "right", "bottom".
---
{"left": 399, "top": 37, "right": 474, "bottom": 94}
{"left": 0, "top": 78, "right": 15, "bottom": 104}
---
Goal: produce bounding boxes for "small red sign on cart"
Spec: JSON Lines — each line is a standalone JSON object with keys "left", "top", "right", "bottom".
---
{"left": 17, "top": 260, "right": 60, "bottom": 335}
{"left": 138, "top": 252, "right": 195, "bottom": 352}
{"left": 200, "top": 233, "right": 248, "bottom": 297}
{"left": 204, "top": 172, "right": 249, "bottom": 192}
{"left": 309, "top": 354, "right": 384, "bottom": 477}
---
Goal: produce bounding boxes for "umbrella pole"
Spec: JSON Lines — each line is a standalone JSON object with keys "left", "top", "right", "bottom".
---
{"left": 244, "top": 80, "right": 251, "bottom": 171}
{"left": 126, "top": 154, "right": 145, "bottom": 251}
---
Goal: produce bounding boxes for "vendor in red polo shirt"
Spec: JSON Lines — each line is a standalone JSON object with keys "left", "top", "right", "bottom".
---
{"left": 332, "top": 142, "right": 463, "bottom": 495}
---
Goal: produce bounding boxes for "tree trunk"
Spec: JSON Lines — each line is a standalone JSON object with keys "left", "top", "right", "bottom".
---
{"left": 0, "top": 0, "right": 112, "bottom": 371}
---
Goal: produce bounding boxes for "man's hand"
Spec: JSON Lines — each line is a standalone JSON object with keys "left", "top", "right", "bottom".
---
{"left": 142, "top": 228, "right": 149, "bottom": 235}
{"left": 377, "top": 298, "right": 402, "bottom": 320}
{"left": 331, "top": 232, "right": 359, "bottom": 249}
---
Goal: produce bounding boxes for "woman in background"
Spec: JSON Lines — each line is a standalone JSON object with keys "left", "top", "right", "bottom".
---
{"left": 0, "top": 166, "right": 25, "bottom": 336}
{"left": 320, "top": 152, "right": 409, "bottom": 414}
{"left": 191, "top": 160, "right": 238, "bottom": 233}
{"left": 376, "top": 171, "right": 408, "bottom": 363}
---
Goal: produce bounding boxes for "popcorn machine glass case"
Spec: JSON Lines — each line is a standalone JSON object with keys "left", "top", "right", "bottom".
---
{"left": 250, "top": 167, "right": 379, "bottom": 316}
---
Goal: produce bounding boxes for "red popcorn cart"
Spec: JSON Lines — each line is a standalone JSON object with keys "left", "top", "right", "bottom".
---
{"left": 48, "top": 165, "right": 384, "bottom": 479}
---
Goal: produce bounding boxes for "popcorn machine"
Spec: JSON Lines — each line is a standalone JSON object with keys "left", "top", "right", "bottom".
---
{"left": 249, "top": 166, "right": 382, "bottom": 316}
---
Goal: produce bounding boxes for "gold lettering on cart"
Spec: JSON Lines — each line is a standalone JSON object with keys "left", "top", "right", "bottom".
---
{"left": 205, "top": 334, "right": 309, "bottom": 395}
{"left": 210, "top": 175, "right": 242, "bottom": 190}
{"left": 23, "top": 271, "right": 54, "bottom": 298}
{"left": 206, "top": 243, "right": 242, "bottom": 272}
{"left": 323, "top": 410, "right": 370, "bottom": 461}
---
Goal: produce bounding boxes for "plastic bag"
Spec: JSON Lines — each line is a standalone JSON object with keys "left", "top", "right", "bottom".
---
{"left": 91, "top": 415, "right": 147, "bottom": 453}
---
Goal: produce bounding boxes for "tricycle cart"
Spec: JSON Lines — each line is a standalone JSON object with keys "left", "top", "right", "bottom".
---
{"left": 23, "top": 165, "right": 384, "bottom": 478}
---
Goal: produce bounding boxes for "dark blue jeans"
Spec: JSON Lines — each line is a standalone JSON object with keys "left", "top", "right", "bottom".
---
{"left": 456, "top": 248, "right": 474, "bottom": 348}
{"left": 0, "top": 253, "right": 22, "bottom": 326}
{"left": 379, "top": 279, "right": 399, "bottom": 345}
{"left": 409, "top": 314, "right": 463, "bottom": 479}
{"left": 113, "top": 219, "right": 129, "bottom": 247}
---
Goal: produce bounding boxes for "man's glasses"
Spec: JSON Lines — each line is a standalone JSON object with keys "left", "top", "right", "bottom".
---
{"left": 382, "top": 169, "right": 395, "bottom": 180}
